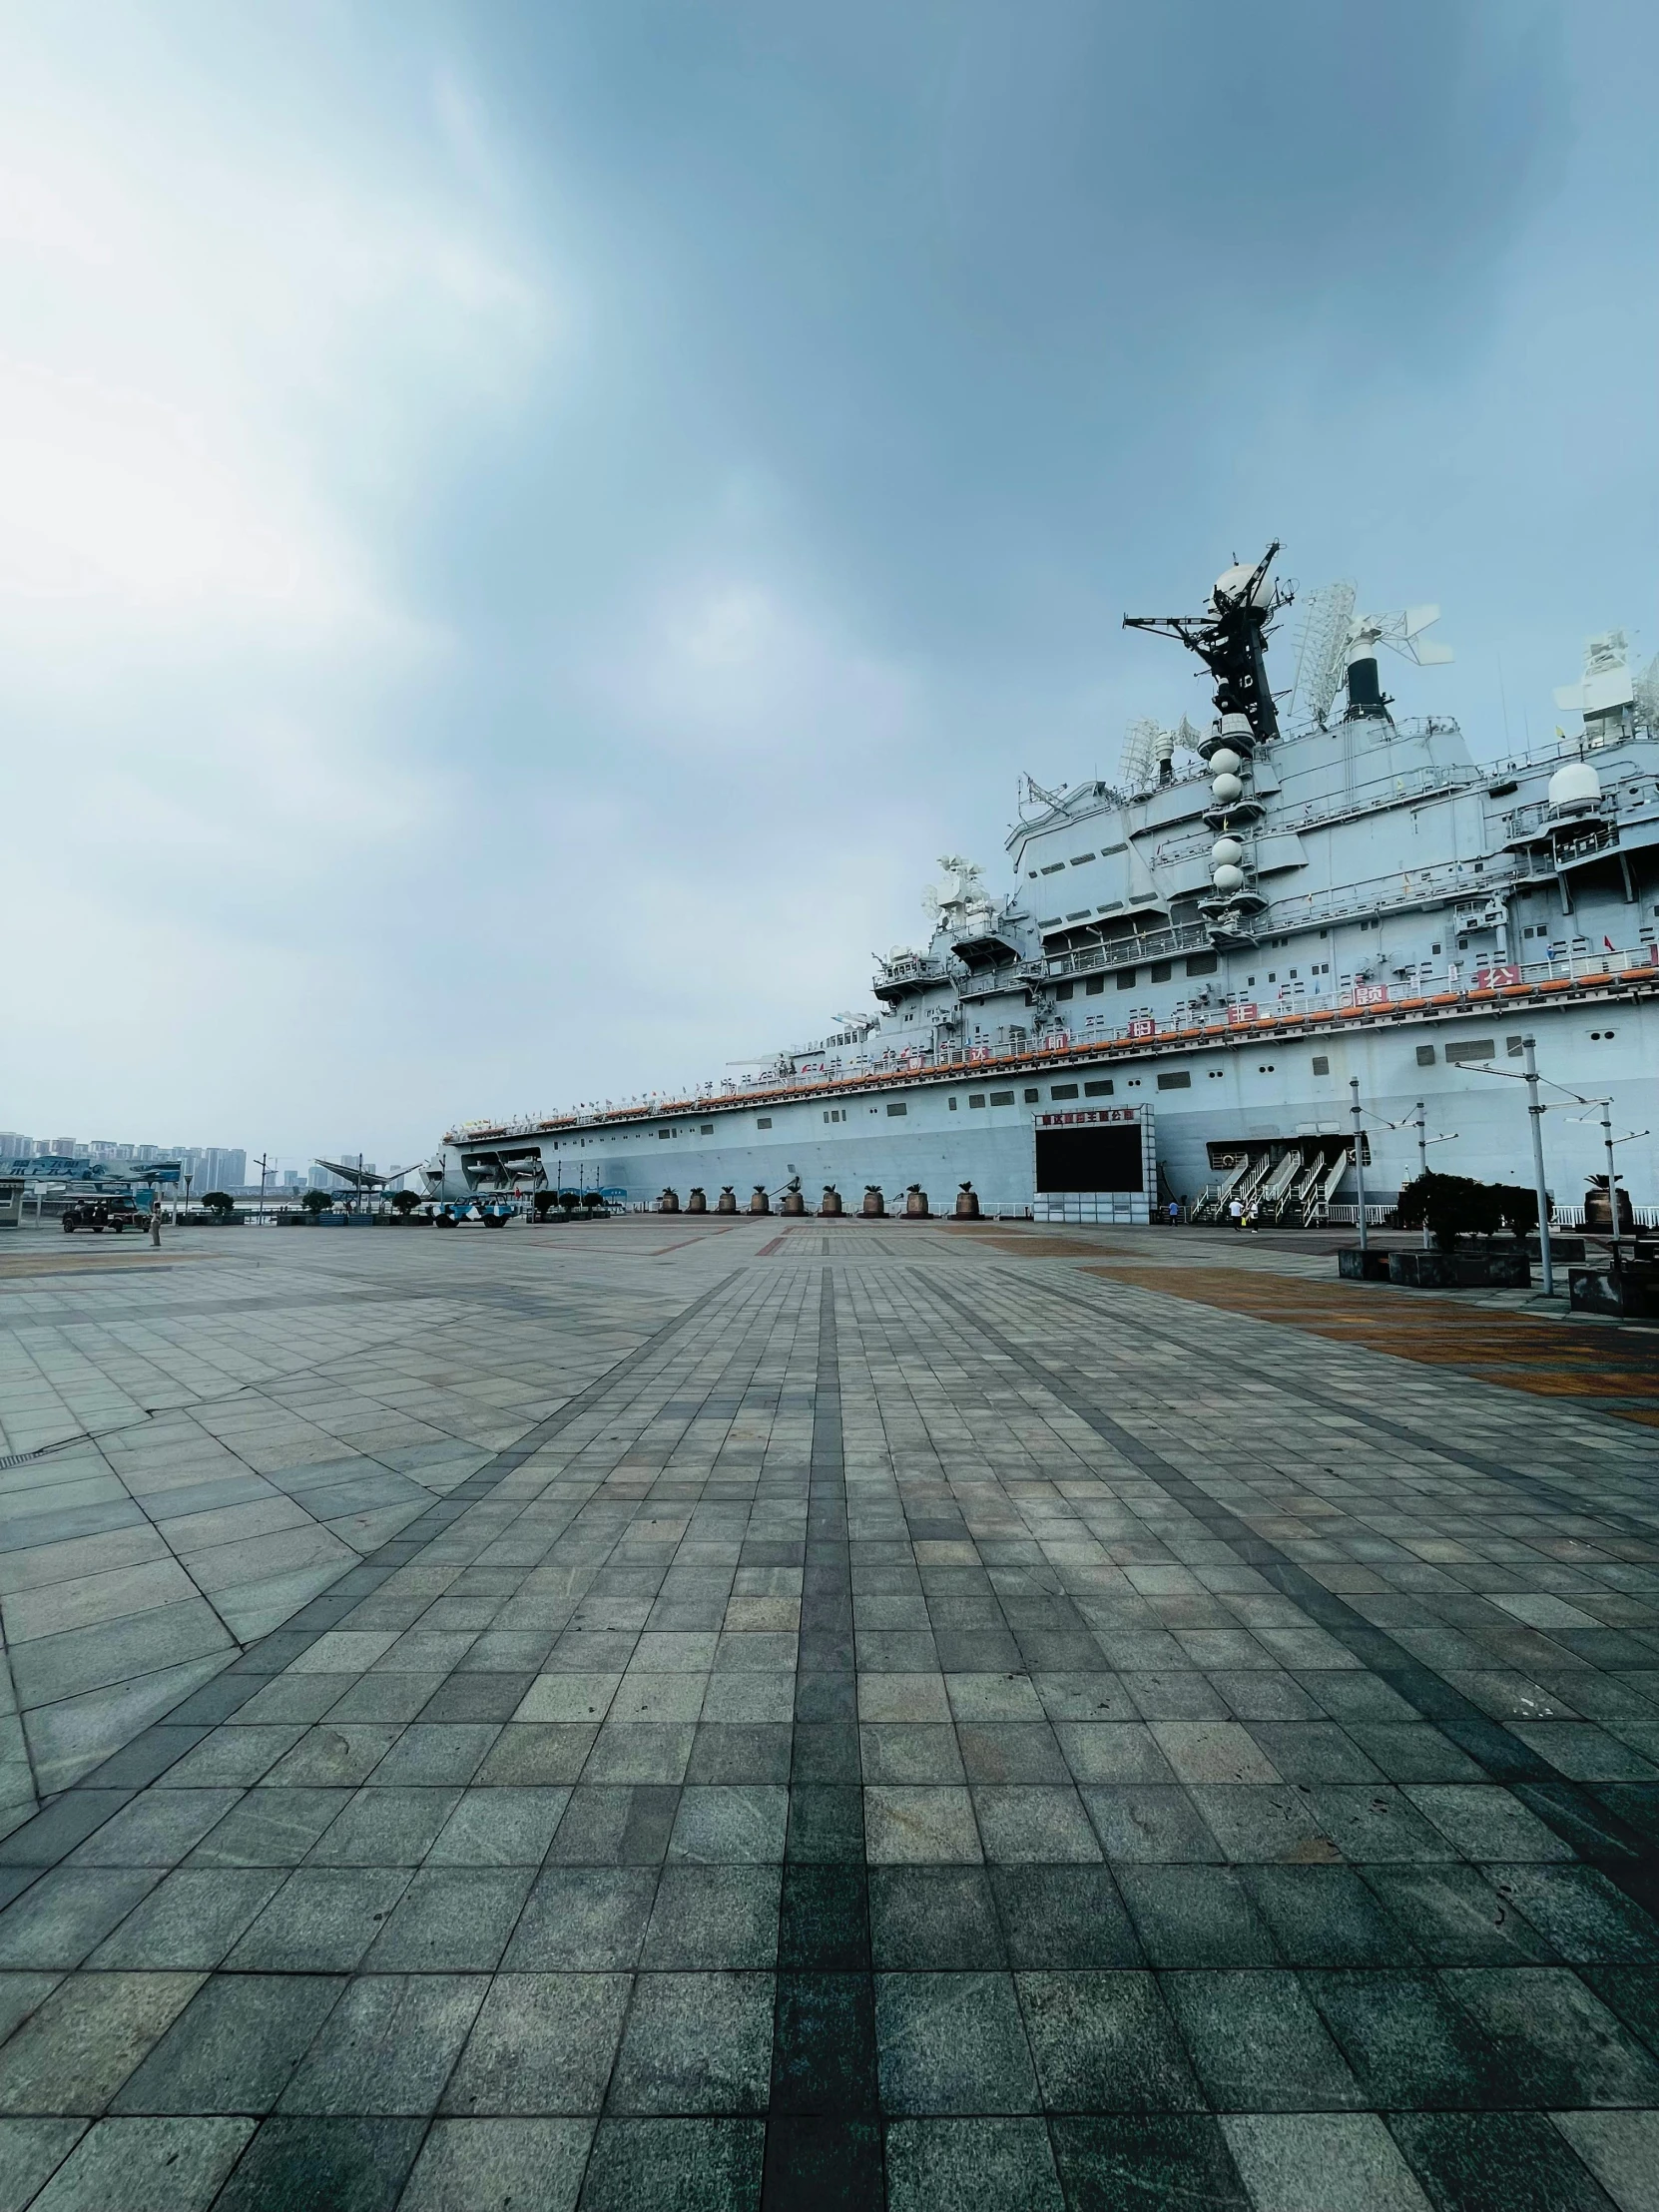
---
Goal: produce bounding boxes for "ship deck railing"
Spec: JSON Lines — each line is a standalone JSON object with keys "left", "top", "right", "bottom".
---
{"left": 448, "top": 946, "right": 1659, "bottom": 1145}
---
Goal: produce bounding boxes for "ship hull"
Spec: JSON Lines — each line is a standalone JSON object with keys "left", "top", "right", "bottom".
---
{"left": 435, "top": 986, "right": 1658, "bottom": 1220}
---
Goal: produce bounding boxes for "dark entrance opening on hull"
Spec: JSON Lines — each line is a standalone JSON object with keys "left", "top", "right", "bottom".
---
{"left": 1036, "top": 1126, "right": 1144, "bottom": 1193}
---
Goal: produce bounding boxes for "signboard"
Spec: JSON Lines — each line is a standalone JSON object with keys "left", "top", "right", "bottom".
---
{"left": 1225, "top": 1002, "right": 1258, "bottom": 1025}
{"left": 1126, "top": 1017, "right": 1156, "bottom": 1039}
{"left": 1472, "top": 965, "right": 1520, "bottom": 989}
{"left": 1037, "top": 1107, "right": 1142, "bottom": 1127}
{"left": 1351, "top": 983, "right": 1389, "bottom": 1006}
{"left": 966, "top": 1043, "right": 993, "bottom": 1062}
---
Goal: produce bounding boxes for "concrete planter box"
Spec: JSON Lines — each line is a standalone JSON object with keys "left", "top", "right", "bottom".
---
{"left": 1453, "top": 1249, "right": 1530, "bottom": 1289}
{"left": 1338, "top": 1248, "right": 1392, "bottom": 1281}
{"left": 1528, "top": 1236, "right": 1584, "bottom": 1262}
{"left": 1569, "top": 1266, "right": 1659, "bottom": 1320}
{"left": 1387, "top": 1249, "right": 1460, "bottom": 1289}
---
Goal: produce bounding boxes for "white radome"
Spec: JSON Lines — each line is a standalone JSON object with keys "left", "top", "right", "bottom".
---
{"left": 1211, "top": 773, "right": 1244, "bottom": 805}
{"left": 1547, "top": 760, "right": 1603, "bottom": 815}
{"left": 1210, "top": 836, "right": 1245, "bottom": 867}
{"left": 1208, "top": 747, "right": 1243, "bottom": 777}
{"left": 1211, "top": 863, "right": 1245, "bottom": 894}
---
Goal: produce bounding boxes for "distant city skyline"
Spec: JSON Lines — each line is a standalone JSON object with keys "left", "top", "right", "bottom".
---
{"left": 0, "top": 1135, "right": 397, "bottom": 1192}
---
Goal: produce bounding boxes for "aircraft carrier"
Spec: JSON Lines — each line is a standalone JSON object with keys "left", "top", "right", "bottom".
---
{"left": 431, "top": 548, "right": 1659, "bottom": 1225}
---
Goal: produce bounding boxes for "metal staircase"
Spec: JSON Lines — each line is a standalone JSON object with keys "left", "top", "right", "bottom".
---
{"left": 1305, "top": 1147, "right": 1353, "bottom": 1225}
{"left": 1257, "top": 1148, "right": 1304, "bottom": 1222}
{"left": 1191, "top": 1156, "right": 1254, "bottom": 1223}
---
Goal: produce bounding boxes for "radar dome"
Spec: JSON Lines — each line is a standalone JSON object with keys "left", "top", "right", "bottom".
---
{"left": 1211, "top": 864, "right": 1245, "bottom": 895}
{"left": 1208, "top": 747, "right": 1243, "bottom": 777}
{"left": 1210, "top": 836, "right": 1245, "bottom": 867}
{"left": 1211, "top": 773, "right": 1244, "bottom": 806}
{"left": 1547, "top": 760, "right": 1603, "bottom": 815}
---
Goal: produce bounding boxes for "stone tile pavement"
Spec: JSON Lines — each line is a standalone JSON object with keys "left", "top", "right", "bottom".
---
{"left": 0, "top": 1216, "right": 1655, "bottom": 2207}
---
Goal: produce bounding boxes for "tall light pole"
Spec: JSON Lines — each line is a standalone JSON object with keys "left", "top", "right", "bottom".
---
{"left": 1520, "top": 1037, "right": 1553, "bottom": 1297}
{"left": 1600, "top": 1099, "right": 1623, "bottom": 1269}
{"left": 1350, "top": 1077, "right": 1368, "bottom": 1252}
{"left": 256, "top": 1153, "right": 271, "bottom": 1228}
{"left": 1414, "top": 1102, "right": 1428, "bottom": 1250}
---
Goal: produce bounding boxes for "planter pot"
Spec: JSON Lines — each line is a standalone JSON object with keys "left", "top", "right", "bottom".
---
{"left": 1338, "top": 1248, "right": 1392, "bottom": 1281}
{"left": 1570, "top": 1266, "right": 1659, "bottom": 1320}
{"left": 1387, "top": 1249, "right": 1460, "bottom": 1289}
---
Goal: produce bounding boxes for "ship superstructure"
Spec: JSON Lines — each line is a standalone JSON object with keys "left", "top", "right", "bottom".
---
{"left": 433, "top": 550, "right": 1659, "bottom": 1224}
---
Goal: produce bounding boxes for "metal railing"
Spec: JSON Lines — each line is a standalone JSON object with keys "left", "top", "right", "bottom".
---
{"left": 1043, "top": 921, "right": 1211, "bottom": 979}
{"left": 448, "top": 946, "right": 1659, "bottom": 1144}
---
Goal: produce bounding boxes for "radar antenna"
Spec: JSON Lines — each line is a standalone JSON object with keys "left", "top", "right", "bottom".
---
{"left": 1288, "top": 579, "right": 1358, "bottom": 727}
{"left": 1343, "top": 604, "right": 1453, "bottom": 721}
{"left": 1119, "top": 719, "right": 1160, "bottom": 791}
{"left": 1123, "top": 543, "right": 1292, "bottom": 746}
{"left": 1634, "top": 652, "right": 1659, "bottom": 733}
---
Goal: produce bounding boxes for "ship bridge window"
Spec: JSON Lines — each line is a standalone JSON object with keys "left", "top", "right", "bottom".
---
{"left": 1416, "top": 1046, "right": 1436, "bottom": 1066}
{"left": 1150, "top": 961, "right": 1172, "bottom": 982}
{"left": 1040, "top": 862, "right": 1065, "bottom": 874}
{"left": 1158, "top": 1072, "right": 1192, "bottom": 1090}
{"left": 1506, "top": 1037, "right": 1524, "bottom": 1056}
{"left": 1050, "top": 1083, "right": 1079, "bottom": 1100}
{"left": 1085, "top": 976, "right": 1104, "bottom": 996}
{"left": 1117, "top": 969, "right": 1137, "bottom": 989}
{"left": 1446, "top": 1040, "right": 1495, "bottom": 1063}
{"left": 757, "top": 1116, "right": 773, "bottom": 1129}
{"left": 886, "top": 1102, "right": 907, "bottom": 1116}
{"left": 1056, "top": 982, "right": 1074, "bottom": 1001}
{"left": 1099, "top": 842, "right": 1127, "bottom": 857}
{"left": 1313, "top": 1056, "right": 1331, "bottom": 1075}
{"left": 1186, "top": 953, "right": 1218, "bottom": 977}
{"left": 969, "top": 1094, "right": 986, "bottom": 1108}
{"left": 1084, "top": 1079, "right": 1114, "bottom": 1097}
{"left": 701, "top": 1124, "right": 714, "bottom": 1135}
{"left": 658, "top": 1129, "right": 672, "bottom": 1139}
{"left": 1023, "top": 1088, "right": 1040, "bottom": 1103}
{"left": 1070, "top": 853, "right": 1095, "bottom": 865}
{"left": 989, "top": 1090, "right": 1014, "bottom": 1105}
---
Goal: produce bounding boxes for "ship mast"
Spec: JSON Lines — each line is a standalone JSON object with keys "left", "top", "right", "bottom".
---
{"left": 1123, "top": 542, "right": 1290, "bottom": 747}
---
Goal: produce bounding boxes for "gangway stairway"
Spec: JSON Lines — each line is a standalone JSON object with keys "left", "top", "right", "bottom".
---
{"left": 1191, "top": 1156, "right": 1255, "bottom": 1224}
{"left": 1287, "top": 1149, "right": 1331, "bottom": 1224}
{"left": 1305, "top": 1146, "right": 1353, "bottom": 1225}
{"left": 1257, "top": 1149, "right": 1304, "bottom": 1223}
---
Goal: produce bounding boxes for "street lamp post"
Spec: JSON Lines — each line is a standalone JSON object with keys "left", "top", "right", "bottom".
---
{"left": 1414, "top": 1102, "right": 1428, "bottom": 1250}
{"left": 1520, "top": 1037, "right": 1554, "bottom": 1298}
{"left": 1599, "top": 1099, "right": 1623, "bottom": 1270}
{"left": 1350, "top": 1078, "right": 1368, "bottom": 1253}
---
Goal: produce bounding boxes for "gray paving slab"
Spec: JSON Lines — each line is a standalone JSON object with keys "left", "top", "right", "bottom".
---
{"left": 0, "top": 1223, "right": 1655, "bottom": 2205}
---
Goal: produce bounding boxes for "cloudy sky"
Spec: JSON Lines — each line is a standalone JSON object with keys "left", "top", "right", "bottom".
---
{"left": 3, "top": 0, "right": 1655, "bottom": 1172}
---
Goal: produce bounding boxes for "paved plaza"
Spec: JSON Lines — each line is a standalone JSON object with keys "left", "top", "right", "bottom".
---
{"left": 0, "top": 1216, "right": 1657, "bottom": 2209}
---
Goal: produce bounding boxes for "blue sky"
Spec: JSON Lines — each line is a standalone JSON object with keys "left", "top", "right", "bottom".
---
{"left": 3, "top": 0, "right": 1655, "bottom": 1170}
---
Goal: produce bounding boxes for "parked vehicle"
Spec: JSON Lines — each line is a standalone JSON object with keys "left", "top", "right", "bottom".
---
{"left": 62, "top": 1199, "right": 145, "bottom": 1234}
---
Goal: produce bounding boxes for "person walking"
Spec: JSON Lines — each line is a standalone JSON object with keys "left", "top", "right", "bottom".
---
{"left": 149, "top": 1199, "right": 162, "bottom": 1248}
{"left": 1229, "top": 1197, "right": 1244, "bottom": 1231}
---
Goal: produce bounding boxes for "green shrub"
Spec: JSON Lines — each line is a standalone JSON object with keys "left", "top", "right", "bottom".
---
{"left": 1395, "top": 1172, "right": 1538, "bottom": 1249}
